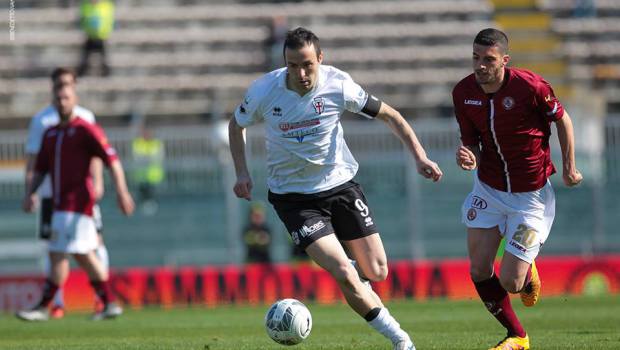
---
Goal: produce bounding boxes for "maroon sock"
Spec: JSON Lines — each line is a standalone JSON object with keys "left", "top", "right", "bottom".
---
{"left": 90, "top": 280, "right": 116, "bottom": 305}
{"left": 36, "top": 279, "right": 59, "bottom": 308}
{"left": 474, "top": 275, "right": 526, "bottom": 337}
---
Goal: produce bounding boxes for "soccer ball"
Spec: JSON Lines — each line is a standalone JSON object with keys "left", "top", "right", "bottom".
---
{"left": 264, "top": 298, "right": 312, "bottom": 345}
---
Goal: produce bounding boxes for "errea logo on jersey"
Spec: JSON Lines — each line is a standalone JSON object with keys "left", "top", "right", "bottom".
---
{"left": 464, "top": 99, "right": 482, "bottom": 106}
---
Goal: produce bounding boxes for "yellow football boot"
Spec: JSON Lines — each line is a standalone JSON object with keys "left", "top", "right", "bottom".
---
{"left": 520, "top": 261, "right": 541, "bottom": 307}
{"left": 489, "top": 334, "right": 530, "bottom": 350}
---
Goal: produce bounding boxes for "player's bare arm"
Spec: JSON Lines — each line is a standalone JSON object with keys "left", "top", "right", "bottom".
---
{"left": 23, "top": 154, "right": 40, "bottom": 206}
{"left": 456, "top": 145, "right": 479, "bottom": 171}
{"left": 24, "top": 154, "right": 37, "bottom": 195}
{"left": 22, "top": 171, "right": 45, "bottom": 212}
{"left": 228, "top": 117, "right": 253, "bottom": 200}
{"left": 555, "top": 111, "right": 583, "bottom": 187}
{"left": 108, "top": 160, "right": 135, "bottom": 215}
{"left": 90, "top": 157, "right": 105, "bottom": 200}
{"left": 376, "top": 102, "right": 443, "bottom": 182}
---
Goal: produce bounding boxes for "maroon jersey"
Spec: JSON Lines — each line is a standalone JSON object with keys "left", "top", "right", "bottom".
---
{"left": 35, "top": 117, "right": 118, "bottom": 216}
{"left": 453, "top": 67, "right": 564, "bottom": 192}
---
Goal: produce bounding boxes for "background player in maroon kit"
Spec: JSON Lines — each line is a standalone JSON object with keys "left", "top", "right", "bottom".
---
{"left": 453, "top": 28, "right": 582, "bottom": 350}
{"left": 17, "top": 80, "right": 134, "bottom": 321}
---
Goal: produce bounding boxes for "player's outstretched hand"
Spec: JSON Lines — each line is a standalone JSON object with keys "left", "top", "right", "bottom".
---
{"left": 234, "top": 174, "right": 253, "bottom": 201}
{"left": 22, "top": 194, "right": 37, "bottom": 213}
{"left": 563, "top": 169, "right": 583, "bottom": 187}
{"left": 117, "top": 191, "right": 135, "bottom": 216}
{"left": 456, "top": 146, "right": 476, "bottom": 171}
{"left": 416, "top": 158, "right": 443, "bottom": 182}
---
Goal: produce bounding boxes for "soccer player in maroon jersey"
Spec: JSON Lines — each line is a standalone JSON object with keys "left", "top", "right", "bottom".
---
{"left": 453, "top": 28, "right": 582, "bottom": 350}
{"left": 16, "top": 79, "right": 134, "bottom": 322}
{"left": 25, "top": 68, "right": 110, "bottom": 318}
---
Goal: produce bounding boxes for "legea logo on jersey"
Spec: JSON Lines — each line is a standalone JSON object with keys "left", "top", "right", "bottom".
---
{"left": 313, "top": 97, "right": 325, "bottom": 114}
{"left": 464, "top": 99, "right": 482, "bottom": 106}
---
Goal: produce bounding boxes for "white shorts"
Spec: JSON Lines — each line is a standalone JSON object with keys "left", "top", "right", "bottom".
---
{"left": 461, "top": 175, "right": 555, "bottom": 263}
{"left": 93, "top": 204, "right": 103, "bottom": 232}
{"left": 48, "top": 211, "right": 99, "bottom": 254}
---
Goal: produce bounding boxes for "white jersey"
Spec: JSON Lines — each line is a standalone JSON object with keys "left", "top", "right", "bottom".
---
{"left": 25, "top": 105, "right": 96, "bottom": 197}
{"left": 234, "top": 65, "right": 371, "bottom": 194}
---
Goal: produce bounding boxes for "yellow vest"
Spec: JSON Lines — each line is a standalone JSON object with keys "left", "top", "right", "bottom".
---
{"left": 80, "top": 0, "right": 115, "bottom": 40}
{"left": 132, "top": 137, "right": 164, "bottom": 184}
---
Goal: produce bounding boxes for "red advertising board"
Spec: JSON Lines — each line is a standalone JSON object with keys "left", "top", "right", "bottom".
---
{"left": 1, "top": 255, "right": 619, "bottom": 312}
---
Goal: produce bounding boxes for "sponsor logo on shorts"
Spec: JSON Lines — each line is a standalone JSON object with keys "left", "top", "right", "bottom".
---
{"left": 467, "top": 208, "right": 477, "bottom": 221}
{"left": 509, "top": 240, "right": 527, "bottom": 253}
{"left": 471, "top": 196, "right": 487, "bottom": 209}
{"left": 364, "top": 217, "right": 374, "bottom": 227}
{"left": 292, "top": 220, "right": 326, "bottom": 245}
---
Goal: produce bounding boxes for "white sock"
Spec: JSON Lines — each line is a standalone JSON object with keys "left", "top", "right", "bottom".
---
{"left": 367, "top": 308, "right": 411, "bottom": 345}
{"left": 96, "top": 244, "right": 109, "bottom": 273}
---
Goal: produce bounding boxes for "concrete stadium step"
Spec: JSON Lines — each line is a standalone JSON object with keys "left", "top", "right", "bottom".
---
{"left": 508, "top": 36, "right": 562, "bottom": 54}
{"left": 490, "top": 0, "right": 536, "bottom": 10}
{"left": 513, "top": 60, "right": 567, "bottom": 77}
{"left": 495, "top": 13, "right": 552, "bottom": 31}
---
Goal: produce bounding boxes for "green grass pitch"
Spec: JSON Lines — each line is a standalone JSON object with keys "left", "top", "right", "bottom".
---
{"left": 0, "top": 295, "right": 618, "bottom": 349}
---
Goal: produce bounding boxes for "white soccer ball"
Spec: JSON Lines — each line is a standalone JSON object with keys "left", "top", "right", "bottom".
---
{"left": 264, "top": 298, "right": 312, "bottom": 345}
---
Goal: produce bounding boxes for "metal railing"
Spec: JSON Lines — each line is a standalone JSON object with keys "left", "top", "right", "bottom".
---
{"left": 0, "top": 116, "right": 618, "bottom": 270}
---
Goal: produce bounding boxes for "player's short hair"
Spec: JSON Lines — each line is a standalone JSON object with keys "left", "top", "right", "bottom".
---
{"left": 474, "top": 28, "right": 509, "bottom": 54}
{"left": 283, "top": 27, "right": 321, "bottom": 60}
{"left": 50, "top": 67, "right": 77, "bottom": 85}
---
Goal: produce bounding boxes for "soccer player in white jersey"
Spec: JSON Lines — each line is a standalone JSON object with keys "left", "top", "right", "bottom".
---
{"left": 229, "top": 27, "right": 443, "bottom": 350}
{"left": 24, "top": 68, "right": 110, "bottom": 318}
